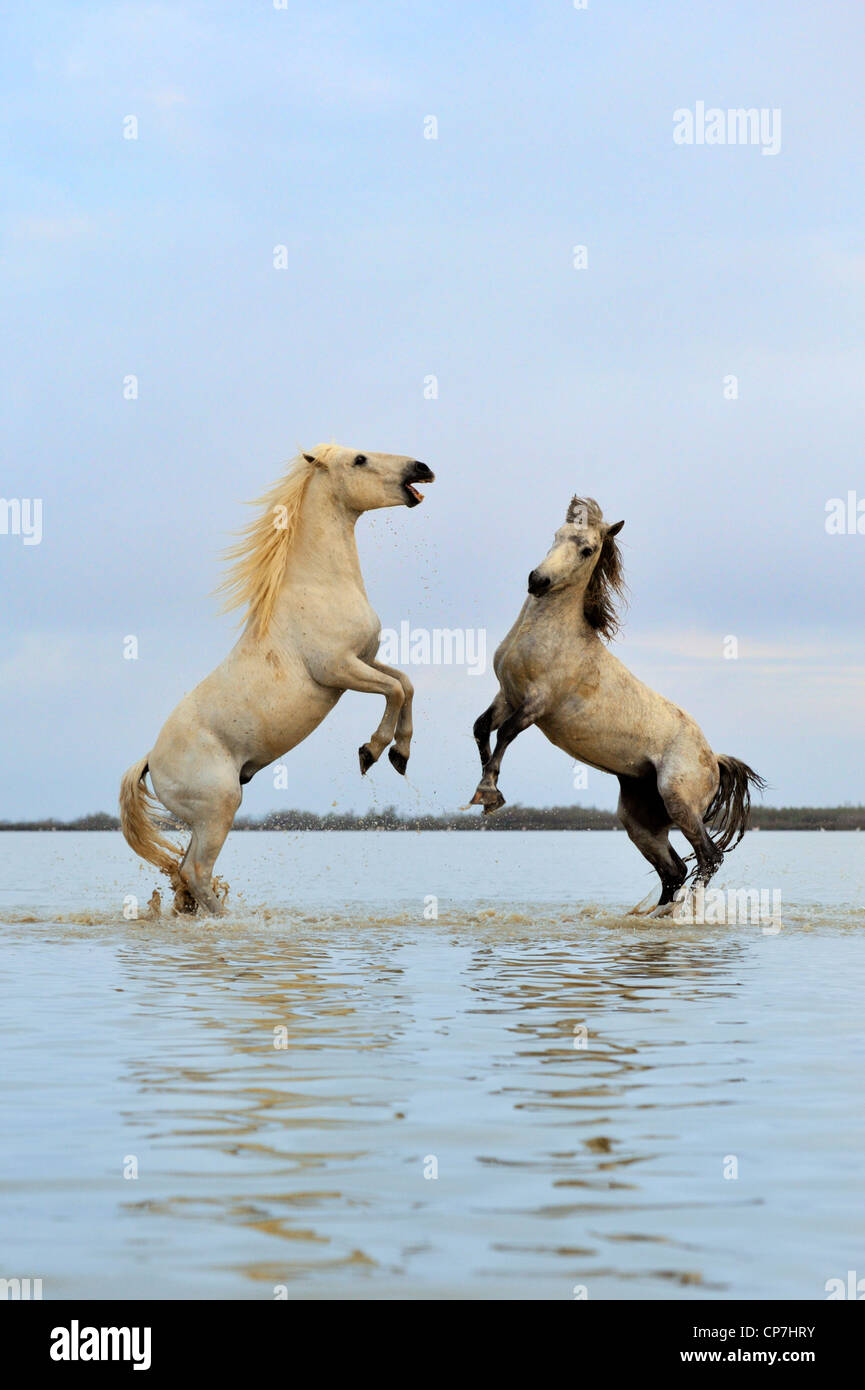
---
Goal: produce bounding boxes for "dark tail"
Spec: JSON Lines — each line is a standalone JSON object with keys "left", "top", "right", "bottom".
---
{"left": 703, "top": 755, "right": 766, "bottom": 854}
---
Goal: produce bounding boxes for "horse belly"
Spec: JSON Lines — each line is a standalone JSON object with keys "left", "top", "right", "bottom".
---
{"left": 231, "top": 664, "right": 340, "bottom": 763}
{"left": 158, "top": 656, "right": 340, "bottom": 781}
{"left": 537, "top": 710, "right": 654, "bottom": 779}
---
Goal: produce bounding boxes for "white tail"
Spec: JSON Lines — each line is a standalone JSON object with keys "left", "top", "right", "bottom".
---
{"left": 119, "top": 756, "right": 183, "bottom": 887}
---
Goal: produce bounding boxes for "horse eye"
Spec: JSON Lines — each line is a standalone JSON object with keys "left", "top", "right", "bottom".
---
{"left": 581, "top": 546, "right": 594, "bottom": 558}
{"left": 353, "top": 454, "right": 368, "bottom": 466}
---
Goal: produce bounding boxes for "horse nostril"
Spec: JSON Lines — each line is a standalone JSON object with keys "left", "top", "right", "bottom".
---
{"left": 413, "top": 462, "right": 434, "bottom": 480}
{"left": 528, "top": 570, "right": 550, "bottom": 595}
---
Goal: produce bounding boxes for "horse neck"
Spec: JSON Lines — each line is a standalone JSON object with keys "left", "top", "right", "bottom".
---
{"left": 279, "top": 472, "right": 366, "bottom": 599}
{"left": 530, "top": 582, "right": 595, "bottom": 640}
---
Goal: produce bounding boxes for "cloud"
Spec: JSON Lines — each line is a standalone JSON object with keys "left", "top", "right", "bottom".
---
{"left": 627, "top": 628, "right": 865, "bottom": 666}
{"left": 148, "top": 87, "right": 187, "bottom": 111}
{"left": 9, "top": 215, "right": 97, "bottom": 243}
{"left": 0, "top": 633, "right": 82, "bottom": 692}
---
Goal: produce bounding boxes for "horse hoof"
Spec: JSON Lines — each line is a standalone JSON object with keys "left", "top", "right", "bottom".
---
{"left": 626, "top": 889, "right": 659, "bottom": 916}
{"left": 358, "top": 744, "right": 375, "bottom": 775}
{"left": 647, "top": 902, "right": 675, "bottom": 919}
{"left": 388, "top": 748, "right": 408, "bottom": 775}
{"left": 173, "top": 885, "right": 197, "bottom": 915}
{"left": 470, "top": 786, "right": 506, "bottom": 812}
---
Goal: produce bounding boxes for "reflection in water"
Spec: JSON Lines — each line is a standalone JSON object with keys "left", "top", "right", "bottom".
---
{"left": 2, "top": 828, "right": 864, "bottom": 1299}
{"left": 55, "top": 910, "right": 798, "bottom": 1297}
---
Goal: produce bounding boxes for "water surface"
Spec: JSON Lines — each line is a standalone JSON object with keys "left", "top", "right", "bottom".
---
{"left": 1, "top": 830, "right": 863, "bottom": 1299}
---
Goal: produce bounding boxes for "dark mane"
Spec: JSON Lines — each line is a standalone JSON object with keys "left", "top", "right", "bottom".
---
{"left": 567, "top": 495, "right": 628, "bottom": 640}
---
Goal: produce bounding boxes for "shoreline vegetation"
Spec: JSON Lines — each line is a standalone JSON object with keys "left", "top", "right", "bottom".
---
{"left": 2, "top": 806, "right": 865, "bottom": 832}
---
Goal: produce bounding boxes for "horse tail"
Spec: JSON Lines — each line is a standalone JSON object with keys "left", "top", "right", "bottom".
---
{"left": 703, "top": 755, "right": 766, "bottom": 854}
{"left": 119, "top": 756, "right": 184, "bottom": 889}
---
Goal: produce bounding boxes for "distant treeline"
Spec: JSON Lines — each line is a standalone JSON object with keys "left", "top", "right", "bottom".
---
{"left": 3, "top": 805, "right": 865, "bottom": 831}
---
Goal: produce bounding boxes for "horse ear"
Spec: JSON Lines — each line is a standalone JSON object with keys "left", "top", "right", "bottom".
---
{"left": 302, "top": 453, "right": 316, "bottom": 464}
{"left": 606, "top": 519, "right": 624, "bottom": 537}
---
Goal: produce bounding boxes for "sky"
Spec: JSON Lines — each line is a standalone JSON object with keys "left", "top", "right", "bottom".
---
{"left": 1, "top": 0, "right": 863, "bottom": 820}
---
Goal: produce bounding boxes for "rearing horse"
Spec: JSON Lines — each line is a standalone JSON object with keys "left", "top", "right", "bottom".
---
{"left": 469, "top": 496, "right": 764, "bottom": 915}
{"left": 120, "top": 445, "right": 434, "bottom": 914}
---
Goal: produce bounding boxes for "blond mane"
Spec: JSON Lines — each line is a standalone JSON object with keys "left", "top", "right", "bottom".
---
{"left": 216, "top": 451, "right": 321, "bottom": 635}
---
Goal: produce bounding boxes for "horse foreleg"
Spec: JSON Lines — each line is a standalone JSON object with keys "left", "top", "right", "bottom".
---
{"left": 324, "top": 656, "right": 406, "bottom": 773}
{"left": 473, "top": 691, "right": 512, "bottom": 770}
{"left": 368, "top": 659, "right": 415, "bottom": 774}
{"left": 470, "top": 698, "right": 541, "bottom": 814}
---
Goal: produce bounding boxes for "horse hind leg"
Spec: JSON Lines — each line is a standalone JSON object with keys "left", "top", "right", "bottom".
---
{"left": 657, "top": 766, "right": 724, "bottom": 890}
{"left": 151, "top": 751, "right": 241, "bottom": 917}
{"left": 618, "top": 775, "right": 688, "bottom": 915}
{"left": 626, "top": 829, "right": 688, "bottom": 917}
{"left": 172, "top": 862, "right": 197, "bottom": 916}
{"left": 175, "top": 792, "right": 239, "bottom": 916}
{"left": 679, "top": 815, "right": 724, "bottom": 888}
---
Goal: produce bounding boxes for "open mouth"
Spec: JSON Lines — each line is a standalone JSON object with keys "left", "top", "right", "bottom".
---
{"left": 402, "top": 465, "right": 434, "bottom": 507}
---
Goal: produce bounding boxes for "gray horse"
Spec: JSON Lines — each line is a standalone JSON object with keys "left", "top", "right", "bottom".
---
{"left": 470, "top": 496, "right": 764, "bottom": 915}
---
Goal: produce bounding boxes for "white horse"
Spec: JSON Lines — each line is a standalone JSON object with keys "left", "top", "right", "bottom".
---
{"left": 120, "top": 445, "right": 434, "bottom": 914}
{"left": 469, "top": 496, "right": 764, "bottom": 914}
